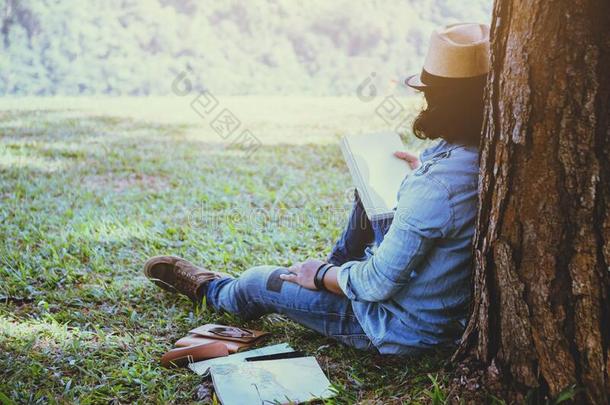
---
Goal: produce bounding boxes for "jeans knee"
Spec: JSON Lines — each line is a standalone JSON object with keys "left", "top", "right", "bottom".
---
{"left": 224, "top": 265, "right": 283, "bottom": 319}
{"left": 233, "top": 265, "right": 279, "bottom": 300}
{"left": 238, "top": 265, "right": 277, "bottom": 286}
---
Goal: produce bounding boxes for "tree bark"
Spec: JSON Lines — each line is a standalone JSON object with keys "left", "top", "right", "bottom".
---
{"left": 455, "top": 0, "right": 610, "bottom": 403}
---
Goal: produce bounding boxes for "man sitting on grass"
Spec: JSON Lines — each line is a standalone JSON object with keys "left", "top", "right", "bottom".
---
{"left": 144, "top": 22, "right": 489, "bottom": 355}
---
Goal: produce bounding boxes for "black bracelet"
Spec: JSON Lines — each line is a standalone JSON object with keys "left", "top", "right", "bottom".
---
{"left": 314, "top": 263, "right": 334, "bottom": 291}
{"left": 314, "top": 263, "right": 328, "bottom": 290}
{"left": 319, "top": 264, "right": 334, "bottom": 291}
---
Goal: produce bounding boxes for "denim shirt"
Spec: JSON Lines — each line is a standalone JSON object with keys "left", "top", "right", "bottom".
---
{"left": 336, "top": 140, "right": 479, "bottom": 354}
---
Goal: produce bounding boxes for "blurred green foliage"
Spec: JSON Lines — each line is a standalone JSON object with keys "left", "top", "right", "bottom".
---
{"left": 1, "top": 0, "right": 491, "bottom": 96}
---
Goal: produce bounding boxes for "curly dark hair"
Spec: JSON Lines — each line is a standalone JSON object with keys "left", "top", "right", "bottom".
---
{"left": 412, "top": 76, "right": 486, "bottom": 146}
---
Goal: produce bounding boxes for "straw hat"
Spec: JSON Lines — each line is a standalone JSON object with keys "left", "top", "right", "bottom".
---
{"left": 406, "top": 23, "right": 490, "bottom": 89}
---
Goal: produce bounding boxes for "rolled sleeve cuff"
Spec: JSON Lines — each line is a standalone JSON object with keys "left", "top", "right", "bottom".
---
{"left": 336, "top": 261, "right": 359, "bottom": 300}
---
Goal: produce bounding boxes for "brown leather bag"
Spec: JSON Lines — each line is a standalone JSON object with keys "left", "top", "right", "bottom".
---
{"left": 174, "top": 335, "right": 252, "bottom": 353}
{"left": 160, "top": 341, "right": 229, "bottom": 368}
{"left": 188, "top": 324, "right": 270, "bottom": 343}
{"left": 161, "top": 324, "right": 270, "bottom": 368}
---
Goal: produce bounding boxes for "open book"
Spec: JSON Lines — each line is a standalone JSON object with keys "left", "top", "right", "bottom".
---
{"left": 210, "top": 356, "right": 333, "bottom": 405}
{"left": 340, "top": 132, "right": 411, "bottom": 221}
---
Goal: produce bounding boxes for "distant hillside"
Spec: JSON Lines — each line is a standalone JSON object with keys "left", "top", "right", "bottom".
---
{"left": 1, "top": 0, "right": 491, "bottom": 96}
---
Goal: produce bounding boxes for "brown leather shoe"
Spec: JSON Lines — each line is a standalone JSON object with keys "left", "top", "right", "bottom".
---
{"left": 144, "top": 256, "right": 224, "bottom": 303}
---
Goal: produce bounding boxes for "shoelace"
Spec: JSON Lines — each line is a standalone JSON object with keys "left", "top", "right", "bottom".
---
{"left": 174, "top": 263, "right": 221, "bottom": 297}
{"left": 174, "top": 266, "right": 200, "bottom": 297}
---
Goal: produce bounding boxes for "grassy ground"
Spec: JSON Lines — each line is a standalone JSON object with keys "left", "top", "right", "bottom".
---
{"left": 0, "top": 104, "right": 454, "bottom": 404}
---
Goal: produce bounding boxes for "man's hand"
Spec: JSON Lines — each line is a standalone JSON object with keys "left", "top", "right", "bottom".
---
{"left": 394, "top": 150, "right": 421, "bottom": 170}
{"left": 280, "top": 258, "right": 325, "bottom": 290}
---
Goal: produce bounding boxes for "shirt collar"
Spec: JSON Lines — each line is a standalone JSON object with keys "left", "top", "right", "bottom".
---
{"left": 420, "top": 140, "right": 477, "bottom": 162}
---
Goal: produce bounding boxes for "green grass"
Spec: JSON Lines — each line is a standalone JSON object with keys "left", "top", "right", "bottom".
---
{"left": 0, "top": 109, "right": 452, "bottom": 404}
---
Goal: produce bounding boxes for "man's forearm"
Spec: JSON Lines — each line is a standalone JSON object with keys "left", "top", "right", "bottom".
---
{"left": 279, "top": 259, "right": 347, "bottom": 296}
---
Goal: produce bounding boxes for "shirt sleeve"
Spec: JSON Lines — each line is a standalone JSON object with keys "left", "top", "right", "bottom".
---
{"left": 336, "top": 176, "right": 453, "bottom": 302}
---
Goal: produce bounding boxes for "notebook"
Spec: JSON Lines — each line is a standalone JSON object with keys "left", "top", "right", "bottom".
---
{"left": 210, "top": 356, "right": 333, "bottom": 405}
{"left": 340, "top": 132, "right": 411, "bottom": 221}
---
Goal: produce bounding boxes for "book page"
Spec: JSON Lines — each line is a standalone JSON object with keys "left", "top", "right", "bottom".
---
{"left": 211, "top": 357, "right": 333, "bottom": 405}
{"left": 341, "top": 133, "right": 411, "bottom": 220}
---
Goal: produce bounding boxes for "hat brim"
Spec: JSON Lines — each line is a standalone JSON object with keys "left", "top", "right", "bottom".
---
{"left": 405, "top": 74, "right": 428, "bottom": 90}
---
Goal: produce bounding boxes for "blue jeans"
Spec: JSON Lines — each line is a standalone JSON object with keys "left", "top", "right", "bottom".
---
{"left": 205, "top": 192, "right": 391, "bottom": 351}
{"left": 327, "top": 190, "right": 393, "bottom": 265}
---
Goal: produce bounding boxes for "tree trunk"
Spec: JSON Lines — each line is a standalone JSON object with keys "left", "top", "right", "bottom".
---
{"left": 455, "top": 0, "right": 610, "bottom": 403}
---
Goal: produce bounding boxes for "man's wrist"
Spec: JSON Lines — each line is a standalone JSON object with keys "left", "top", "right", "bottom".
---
{"left": 322, "top": 266, "right": 345, "bottom": 296}
{"left": 314, "top": 263, "right": 334, "bottom": 291}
